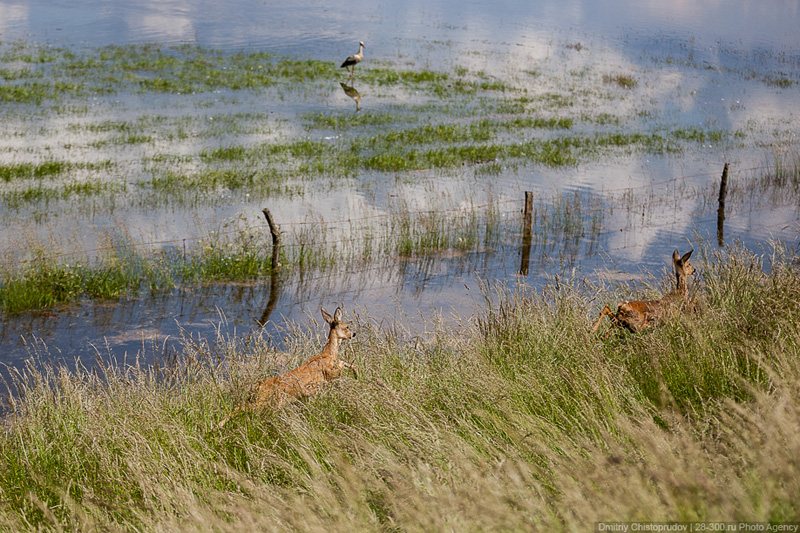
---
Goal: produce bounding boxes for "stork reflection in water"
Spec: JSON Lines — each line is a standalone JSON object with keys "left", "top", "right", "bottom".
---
{"left": 340, "top": 82, "right": 362, "bottom": 112}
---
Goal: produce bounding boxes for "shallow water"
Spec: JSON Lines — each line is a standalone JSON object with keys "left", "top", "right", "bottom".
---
{"left": 1, "top": 0, "right": 799, "bottom": 375}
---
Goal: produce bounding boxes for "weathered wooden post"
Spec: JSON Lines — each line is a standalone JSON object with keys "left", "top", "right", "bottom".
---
{"left": 717, "top": 163, "right": 729, "bottom": 247}
{"left": 519, "top": 191, "right": 534, "bottom": 276}
{"left": 259, "top": 208, "right": 283, "bottom": 326}
{"left": 262, "top": 208, "right": 282, "bottom": 270}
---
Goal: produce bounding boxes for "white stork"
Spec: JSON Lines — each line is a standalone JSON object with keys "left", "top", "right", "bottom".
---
{"left": 340, "top": 41, "right": 365, "bottom": 77}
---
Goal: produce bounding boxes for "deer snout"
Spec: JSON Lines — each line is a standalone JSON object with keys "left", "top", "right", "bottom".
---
{"left": 336, "top": 327, "right": 355, "bottom": 340}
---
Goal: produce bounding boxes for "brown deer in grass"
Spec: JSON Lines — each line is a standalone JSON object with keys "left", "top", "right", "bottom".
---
{"left": 592, "top": 249, "right": 696, "bottom": 335}
{"left": 219, "top": 306, "right": 356, "bottom": 428}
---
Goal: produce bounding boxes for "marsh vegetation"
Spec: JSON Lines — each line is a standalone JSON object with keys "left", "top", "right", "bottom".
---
{"left": 2, "top": 39, "right": 786, "bottom": 321}
{"left": 2, "top": 153, "right": 798, "bottom": 317}
{"left": 1, "top": 1, "right": 800, "bottom": 529}
{"left": 1, "top": 245, "right": 799, "bottom": 529}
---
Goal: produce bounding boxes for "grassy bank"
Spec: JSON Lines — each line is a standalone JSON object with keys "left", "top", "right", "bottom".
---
{"left": 1, "top": 244, "right": 798, "bottom": 529}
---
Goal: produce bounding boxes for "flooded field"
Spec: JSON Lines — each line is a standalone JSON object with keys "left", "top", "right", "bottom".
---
{"left": 1, "top": 0, "right": 799, "bottom": 374}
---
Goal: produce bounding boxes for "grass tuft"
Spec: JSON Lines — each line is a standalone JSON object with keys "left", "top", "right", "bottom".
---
{"left": 603, "top": 73, "right": 638, "bottom": 89}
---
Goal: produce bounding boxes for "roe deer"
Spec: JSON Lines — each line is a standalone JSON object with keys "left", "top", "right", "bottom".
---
{"left": 592, "top": 249, "right": 696, "bottom": 335}
{"left": 219, "top": 306, "right": 356, "bottom": 428}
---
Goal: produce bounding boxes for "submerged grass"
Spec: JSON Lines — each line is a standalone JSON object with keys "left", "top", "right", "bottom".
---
{"left": 603, "top": 73, "right": 638, "bottom": 89}
{"left": 389, "top": 199, "right": 487, "bottom": 258}
{"left": 137, "top": 118, "right": 674, "bottom": 187}
{"left": 1, "top": 179, "right": 125, "bottom": 209}
{"left": 0, "top": 161, "right": 70, "bottom": 182}
{"left": 0, "top": 160, "right": 113, "bottom": 184}
{"left": 1, "top": 245, "right": 799, "bottom": 529}
{"left": 0, "top": 40, "right": 734, "bottom": 210}
{"left": 0, "top": 42, "right": 511, "bottom": 104}
{"left": 0, "top": 225, "right": 281, "bottom": 314}
{"left": 358, "top": 129, "right": 698, "bottom": 172}
{"left": 0, "top": 199, "right": 506, "bottom": 314}
{"left": 303, "top": 110, "right": 414, "bottom": 130}
{"left": 0, "top": 243, "right": 173, "bottom": 314}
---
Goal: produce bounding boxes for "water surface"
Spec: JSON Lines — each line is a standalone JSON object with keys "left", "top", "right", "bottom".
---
{"left": 1, "top": 0, "right": 798, "bottom": 374}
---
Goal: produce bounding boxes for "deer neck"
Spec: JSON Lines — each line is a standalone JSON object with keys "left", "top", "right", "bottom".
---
{"left": 675, "top": 273, "right": 689, "bottom": 301}
{"left": 320, "top": 328, "right": 341, "bottom": 360}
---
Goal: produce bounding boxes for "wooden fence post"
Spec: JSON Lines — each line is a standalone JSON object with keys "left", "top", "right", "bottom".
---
{"left": 259, "top": 208, "right": 283, "bottom": 326}
{"left": 717, "top": 163, "right": 729, "bottom": 247}
{"left": 519, "top": 191, "right": 534, "bottom": 276}
{"left": 262, "top": 208, "right": 282, "bottom": 271}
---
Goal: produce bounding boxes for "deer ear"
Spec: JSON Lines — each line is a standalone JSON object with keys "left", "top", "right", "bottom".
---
{"left": 321, "top": 307, "right": 333, "bottom": 324}
{"left": 681, "top": 249, "right": 693, "bottom": 263}
{"left": 333, "top": 307, "right": 343, "bottom": 322}
{"left": 673, "top": 249, "right": 681, "bottom": 263}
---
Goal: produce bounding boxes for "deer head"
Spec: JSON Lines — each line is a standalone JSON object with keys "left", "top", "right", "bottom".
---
{"left": 672, "top": 249, "right": 696, "bottom": 293}
{"left": 321, "top": 306, "right": 356, "bottom": 341}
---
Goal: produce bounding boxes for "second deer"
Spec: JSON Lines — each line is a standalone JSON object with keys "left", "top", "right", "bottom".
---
{"left": 219, "top": 306, "right": 356, "bottom": 428}
{"left": 592, "top": 249, "right": 696, "bottom": 335}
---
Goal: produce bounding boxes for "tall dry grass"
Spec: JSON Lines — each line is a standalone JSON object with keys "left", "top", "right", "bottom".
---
{"left": 1, "top": 243, "right": 799, "bottom": 530}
